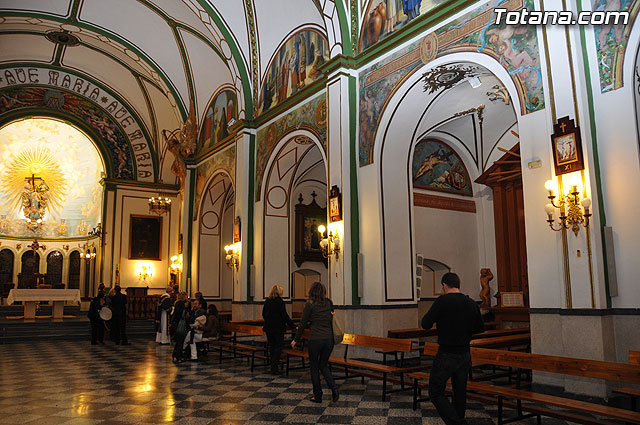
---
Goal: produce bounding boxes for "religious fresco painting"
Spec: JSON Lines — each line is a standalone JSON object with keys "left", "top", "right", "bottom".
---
{"left": 358, "top": 0, "right": 543, "bottom": 167}
{"left": 194, "top": 144, "right": 236, "bottom": 220}
{"left": 199, "top": 89, "right": 237, "bottom": 153}
{"left": 412, "top": 139, "right": 472, "bottom": 196}
{"left": 0, "top": 86, "right": 135, "bottom": 180}
{"left": 360, "top": 0, "right": 447, "bottom": 51}
{"left": 258, "top": 30, "right": 330, "bottom": 116}
{"left": 255, "top": 94, "right": 327, "bottom": 201}
{"left": 592, "top": 0, "right": 640, "bottom": 92}
{"left": 0, "top": 118, "right": 104, "bottom": 238}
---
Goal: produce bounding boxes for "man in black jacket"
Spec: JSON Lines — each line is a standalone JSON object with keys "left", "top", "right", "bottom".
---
{"left": 421, "top": 272, "right": 484, "bottom": 425}
{"left": 110, "top": 285, "right": 129, "bottom": 345}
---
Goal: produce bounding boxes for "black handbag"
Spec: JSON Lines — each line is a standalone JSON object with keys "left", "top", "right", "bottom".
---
{"left": 175, "top": 310, "right": 187, "bottom": 337}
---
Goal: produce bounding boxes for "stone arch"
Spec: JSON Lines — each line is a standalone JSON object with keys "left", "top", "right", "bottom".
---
{"left": 374, "top": 53, "right": 522, "bottom": 303}
{"left": 0, "top": 67, "right": 157, "bottom": 182}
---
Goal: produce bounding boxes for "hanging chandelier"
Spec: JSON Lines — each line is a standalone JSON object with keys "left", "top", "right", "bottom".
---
{"left": 148, "top": 196, "right": 171, "bottom": 215}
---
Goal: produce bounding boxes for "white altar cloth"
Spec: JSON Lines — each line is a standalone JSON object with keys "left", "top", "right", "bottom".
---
{"left": 7, "top": 289, "right": 81, "bottom": 319}
{"left": 7, "top": 289, "right": 81, "bottom": 305}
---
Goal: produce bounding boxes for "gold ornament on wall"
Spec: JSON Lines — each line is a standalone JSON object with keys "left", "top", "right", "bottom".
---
{"left": 1, "top": 147, "right": 67, "bottom": 230}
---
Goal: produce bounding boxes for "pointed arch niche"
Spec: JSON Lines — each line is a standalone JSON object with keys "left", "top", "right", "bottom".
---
{"left": 197, "top": 171, "right": 235, "bottom": 303}
{"left": 260, "top": 133, "right": 328, "bottom": 300}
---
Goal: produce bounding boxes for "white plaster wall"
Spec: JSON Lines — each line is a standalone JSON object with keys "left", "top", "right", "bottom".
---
{"left": 111, "top": 187, "right": 180, "bottom": 291}
{"left": 413, "top": 200, "right": 480, "bottom": 299}
{"left": 580, "top": 13, "right": 640, "bottom": 308}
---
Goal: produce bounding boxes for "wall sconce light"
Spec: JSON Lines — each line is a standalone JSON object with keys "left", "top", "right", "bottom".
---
{"left": 224, "top": 243, "right": 239, "bottom": 270}
{"left": 318, "top": 224, "right": 340, "bottom": 259}
{"left": 139, "top": 264, "right": 153, "bottom": 284}
{"left": 170, "top": 254, "right": 183, "bottom": 274}
{"left": 544, "top": 179, "right": 591, "bottom": 236}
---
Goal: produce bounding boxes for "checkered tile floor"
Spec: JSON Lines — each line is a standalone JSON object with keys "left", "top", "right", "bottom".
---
{"left": 0, "top": 339, "right": 574, "bottom": 425}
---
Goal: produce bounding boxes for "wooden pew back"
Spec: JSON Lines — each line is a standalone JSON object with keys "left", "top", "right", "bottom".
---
{"left": 629, "top": 350, "right": 640, "bottom": 365}
{"left": 424, "top": 342, "right": 640, "bottom": 385}
{"left": 342, "top": 333, "right": 412, "bottom": 353}
{"left": 387, "top": 327, "right": 437, "bottom": 339}
{"left": 469, "top": 333, "right": 531, "bottom": 349}
{"left": 472, "top": 327, "right": 530, "bottom": 339}
{"left": 221, "top": 322, "right": 265, "bottom": 336}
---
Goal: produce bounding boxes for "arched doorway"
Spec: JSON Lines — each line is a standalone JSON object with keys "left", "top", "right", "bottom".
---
{"left": 19, "top": 251, "right": 40, "bottom": 288}
{"left": 46, "top": 251, "right": 63, "bottom": 287}
{"left": 0, "top": 249, "right": 14, "bottom": 296}
{"left": 197, "top": 172, "right": 234, "bottom": 303}
{"left": 68, "top": 251, "right": 81, "bottom": 290}
{"left": 261, "top": 133, "right": 328, "bottom": 300}
{"left": 377, "top": 57, "right": 524, "bottom": 305}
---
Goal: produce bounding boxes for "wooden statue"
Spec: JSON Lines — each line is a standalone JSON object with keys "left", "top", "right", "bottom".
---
{"left": 480, "top": 268, "right": 494, "bottom": 308}
{"left": 162, "top": 101, "right": 197, "bottom": 191}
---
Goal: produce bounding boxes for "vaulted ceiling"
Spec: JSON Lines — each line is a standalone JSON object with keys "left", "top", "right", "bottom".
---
{"left": 0, "top": 0, "right": 345, "bottom": 183}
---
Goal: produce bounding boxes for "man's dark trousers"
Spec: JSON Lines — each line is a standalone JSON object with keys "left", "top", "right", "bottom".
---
{"left": 428, "top": 350, "right": 472, "bottom": 425}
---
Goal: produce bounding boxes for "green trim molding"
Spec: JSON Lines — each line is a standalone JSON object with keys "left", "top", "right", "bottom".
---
{"left": 246, "top": 132, "right": 256, "bottom": 302}
{"left": 348, "top": 75, "right": 360, "bottom": 305}
{"left": 577, "top": 1, "right": 611, "bottom": 308}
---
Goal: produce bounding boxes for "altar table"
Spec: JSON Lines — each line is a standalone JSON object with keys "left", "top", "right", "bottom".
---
{"left": 7, "top": 289, "right": 81, "bottom": 319}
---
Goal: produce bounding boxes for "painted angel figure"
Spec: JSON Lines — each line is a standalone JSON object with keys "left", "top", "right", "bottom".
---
{"left": 162, "top": 103, "right": 197, "bottom": 190}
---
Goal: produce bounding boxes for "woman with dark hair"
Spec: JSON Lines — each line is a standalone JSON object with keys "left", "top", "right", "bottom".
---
{"left": 171, "top": 292, "right": 191, "bottom": 363}
{"left": 203, "top": 304, "right": 220, "bottom": 340}
{"left": 292, "top": 282, "right": 339, "bottom": 403}
{"left": 263, "top": 284, "right": 296, "bottom": 375}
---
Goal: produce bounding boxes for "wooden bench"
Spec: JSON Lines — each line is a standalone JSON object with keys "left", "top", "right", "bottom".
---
{"left": 411, "top": 343, "right": 640, "bottom": 424}
{"left": 471, "top": 327, "right": 530, "bottom": 339}
{"left": 612, "top": 350, "right": 640, "bottom": 411}
{"left": 330, "top": 333, "right": 413, "bottom": 401}
{"left": 469, "top": 333, "right": 531, "bottom": 350}
{"left": 210, "top": 323, "right": 269, "bottom": 371}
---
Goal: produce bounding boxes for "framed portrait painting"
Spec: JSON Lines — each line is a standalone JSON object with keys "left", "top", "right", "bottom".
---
{"left": 129, "top": 215, "right": 162, "bottom": 260}
{"left": 551, "top": 116, "right": 585, "bottom": 176}
{"left": 294, "top": 193, "right": 327, "bottom": 267}
{"left": 328, "top": 185, "right": 342, "bottom": 222}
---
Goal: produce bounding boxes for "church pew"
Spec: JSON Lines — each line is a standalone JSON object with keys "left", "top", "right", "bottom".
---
{"left": 210, "top": 322, "right": 269, "bottom": 371}
{"left": 468, "top": 333, "right": 531, "bottom": 350}
{"left": 410, "top": 343, "right": 640, "bottom": 424}
{"left": 329, "top": 333, "right": 413, "bottom": 401}
{"left": 611, "top": 350, "right": 640, "bottom": 411}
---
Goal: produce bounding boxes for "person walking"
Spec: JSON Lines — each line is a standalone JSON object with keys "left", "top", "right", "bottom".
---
{"left": 421, "top": 272, "right": 484, "bottom": 425}
{"left": 291, "top": 282, "right": 339, "bottom": 403}
{"left": 262, "top": 284, "right": 296, "bottom": 375}
{"left": 110, "top": 285, "right": 129, "bottom": 345}
{"left": 88, "top": 293, "right": 106, "bottom": 345}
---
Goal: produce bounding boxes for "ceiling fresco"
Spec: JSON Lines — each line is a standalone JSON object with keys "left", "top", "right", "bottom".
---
{"left": 0, "top": 0, "right": 344, "bottom": 181}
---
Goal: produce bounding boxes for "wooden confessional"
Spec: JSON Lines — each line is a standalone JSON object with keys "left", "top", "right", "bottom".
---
{"left": 476, "top": 144, "right": 529, "bottom": 323}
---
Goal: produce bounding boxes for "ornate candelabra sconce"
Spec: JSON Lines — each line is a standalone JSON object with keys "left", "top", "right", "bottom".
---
{"left": 544, "top": 179, "right": 591, "bottom": 236}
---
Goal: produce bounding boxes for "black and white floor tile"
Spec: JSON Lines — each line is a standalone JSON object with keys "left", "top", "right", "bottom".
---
{"left": 0, "top": 339, "right": 575, "bottom": 424}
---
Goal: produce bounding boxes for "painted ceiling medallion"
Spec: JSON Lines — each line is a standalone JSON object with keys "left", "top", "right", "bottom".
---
{"left": 422, "top": 64, "right": 479, "bottom": 94}
{"left": 45, "top": 31, "right": 80, "bottom": 46}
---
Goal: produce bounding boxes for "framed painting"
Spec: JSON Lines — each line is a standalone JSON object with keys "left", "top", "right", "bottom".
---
{"left": 129, "top": 215, "right": 162, "bottom": 260}
{"left": 551, "top": 116, "right": 584, "bottom": 176}
{"left": 294, "top": 193, "right": 327, "bottom": 267}
{"left": 328, "top": 185, "right": 342, "bottom": 222}
{"left": 233, "top": 216, "right": 241, "bottom": 243}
